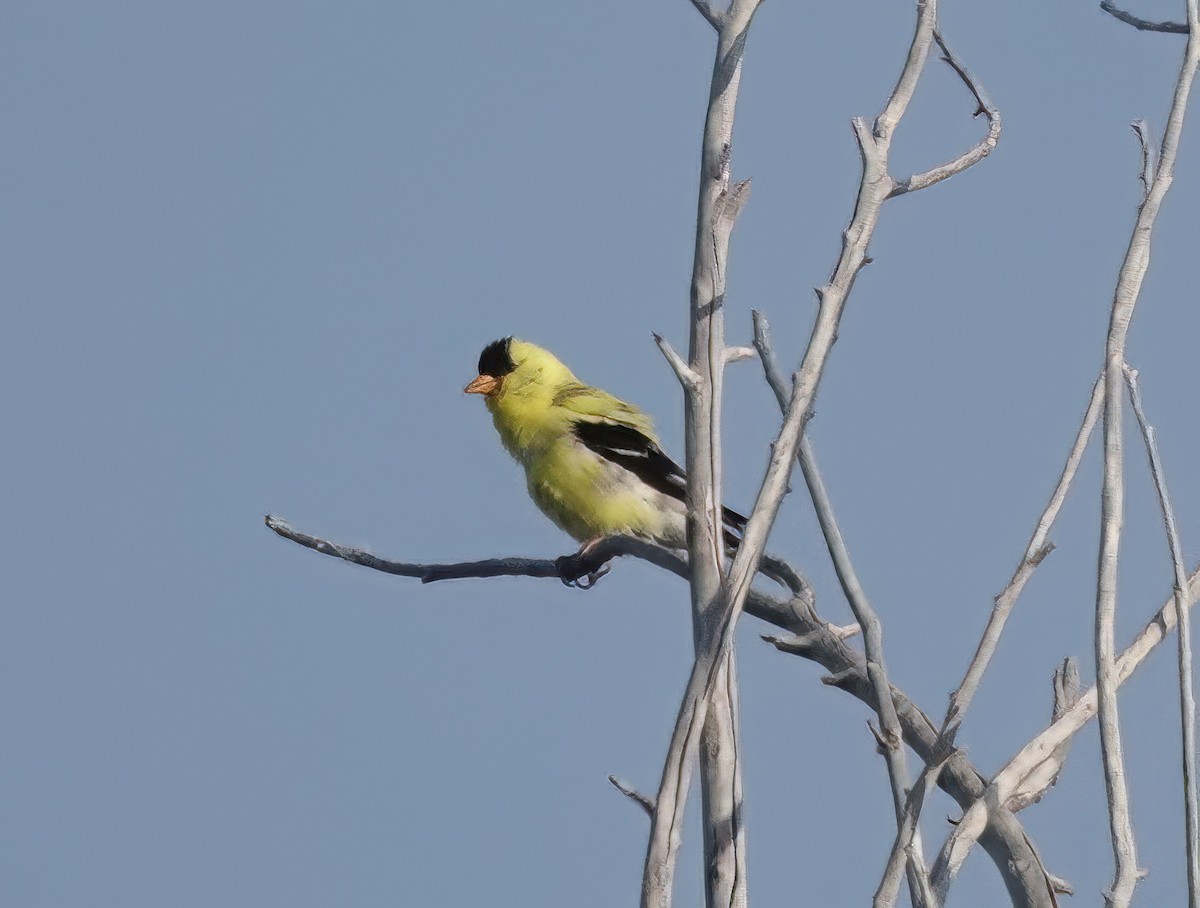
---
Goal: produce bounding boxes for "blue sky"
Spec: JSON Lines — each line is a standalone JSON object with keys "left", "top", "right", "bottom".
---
{"left": 3, "top": 1, "right": 1199, "bottom": 905}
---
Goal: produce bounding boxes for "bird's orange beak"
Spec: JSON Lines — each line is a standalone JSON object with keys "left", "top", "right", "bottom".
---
{"left": 464, "top": 374, "right": 500, "bottom": 396}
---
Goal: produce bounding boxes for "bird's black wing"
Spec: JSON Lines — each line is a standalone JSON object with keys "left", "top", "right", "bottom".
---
{"left": 572, "top": 420, "right": 748, "bottom": 539}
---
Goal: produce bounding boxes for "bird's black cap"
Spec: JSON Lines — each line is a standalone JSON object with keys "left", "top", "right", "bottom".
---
{"left": 478, "top": 337, "right": 516, "bottom": 377}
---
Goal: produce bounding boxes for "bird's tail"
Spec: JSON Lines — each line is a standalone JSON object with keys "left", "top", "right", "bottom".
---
{"left": 722, "top": 506, "right": 748, "bottom": 550}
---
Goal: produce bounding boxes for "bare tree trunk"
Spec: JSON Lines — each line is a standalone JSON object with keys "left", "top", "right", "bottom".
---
{"left": 699, "top": 653, "right": 746, "bottom": 908}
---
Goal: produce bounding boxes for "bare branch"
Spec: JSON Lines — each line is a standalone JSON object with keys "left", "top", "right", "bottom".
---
{"left": 1048, "top": 873, "right": 1076, "bottom": 897}
{"left": 758, "top": 553, "right": 815, "bottom": 602}
{"left": 1095, "top": 7, "right": 1199, "bottom": 902}
{"left": 267, "top": 511, "right": 1059, "bottom": 907}
{"left": 756, "top": 308, "right": 933, "bottom": 908}
{"left": 890, "top": 31, "right": 1002, "bottom": 197}
{"left": 1006, "top": 659, "right": 1080, "bottom": 813}
{"left": 266, "top": 515, "right": 680, "bottom": 586}
{"left": 742, "top": 11, "right": 1006, "bottom": 903}
{"left": 874, "top": 0, "right": 938, "bottom": 141}
{"left": 1131, "top": 119, "right": 1155, "bottom": 199}
{"left": 609, "top": 775, "right": 657, "bottom": 818}
{"left": 1124, "top": 365, "right": 1200, "bottom": 902}
{"left": 750, "top": 310, "right": 790, "bottom": 410}
{"left": 888, "top": 370, "right": 1104, "bottom": 895}
{"left": 723, "top": 345, "right": 757, "bottom": 364}
{"left": 876, "top": 758, "right": 946, "bottom": 908}
{"left": 653, "top": 332, "right": 701, "bottom": 392}
{"left": 646, "top": 1, "right": 764, "bottom": 903}
{"left": 936, "top": 11, "right": 1200, "bottom": 899}
{"left": 943, "top": 369, "right": 1103, "bottom": 737}
{"left": 719, "top": 0, "right": 978, "bottom": 632}
{"left": 713, "top": 0, "right": 949, "bottom": 771}
{"left": 268, "top": 515, "right": 816, "bottom": 607}
{"left": 930, "top": 565, "right": 1200, "bottom": 900}
{"left": 686, "top": 0, "right": 726, "bottom": 31}
{"left": 806, "top": 435, "right": 933, "bottom": 905}
{"left": 1101, "top": 0, "right": 1188, "bottom": 34}
{"left": 1053, "top": 657, "right": 1083, "bottom": 722}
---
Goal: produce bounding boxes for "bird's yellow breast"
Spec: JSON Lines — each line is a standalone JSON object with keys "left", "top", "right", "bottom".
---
{"left": 476, "top": 338, "right": 678, "bottom": 544}
{"left": 487, "top": 396, "right": 666, "bottom": 542}
{"left": 522, "top": 438, "right": 668, "bottom": 542}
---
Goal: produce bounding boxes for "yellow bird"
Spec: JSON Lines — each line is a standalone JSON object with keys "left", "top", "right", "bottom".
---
{"left": 464, "top": 337, "right": 746, "bottom": 553}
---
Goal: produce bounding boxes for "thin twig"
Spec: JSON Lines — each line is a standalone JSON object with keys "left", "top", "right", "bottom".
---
{"left": 797, "top": 426, "right": 932, "bottom": 908}
{"left": 944, "top": 369, "right": 1103, "bottom": 736}
{"left": 609, "top": 775, "right": 657, "bottom": 817}
{"left": 890, "top": 31, "right": 1002, "bottom": 197}
{"left": 1124, "top": 365, "right": 1199, "bottom": 904}
{"left": 1101, "top": 0, "right": 1188, "bottom": 34}
{"left": 653, "top": 332, "right": 701, "bottom": 392}
{"left": 267, "top": 515, "right": 562, "bottom": 581}
{"left": 752, "top": 309, "right": 932, "bottom": 907}
{"left": 1132, "top": 119, "right": 1155, "bottom": 199}
{"left": 686, "top": 0, "right": 726, "bottom": 30}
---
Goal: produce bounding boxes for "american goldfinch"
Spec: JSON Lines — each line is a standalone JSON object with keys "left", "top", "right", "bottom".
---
{"left": 465, "top": 337, "right": 747, "bottom": 550}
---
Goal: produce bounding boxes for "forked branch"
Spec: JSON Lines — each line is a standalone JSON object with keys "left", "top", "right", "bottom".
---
{"left": 929, "top": 565, "right": 1200, "bottom": 901}
{"left": 891, "top": 31, "right": 1002, "bottom": 196}
{"left": 266, "top": 511, "right": 1058, "bottom": 907}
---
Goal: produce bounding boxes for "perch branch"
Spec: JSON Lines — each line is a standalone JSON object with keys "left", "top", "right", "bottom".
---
{"left": 266, "top": 513, "right": 1063, "bottom": 908}
{"left": 266, "top": 515, "right": 682, "bottom": 585}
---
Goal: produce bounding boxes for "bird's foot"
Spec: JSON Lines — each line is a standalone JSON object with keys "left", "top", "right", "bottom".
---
{"left": 573, "top": 565, "right": 611, "bottom": 589}
{"left": 556, "top": 539, "right": 612, "bottom": 589}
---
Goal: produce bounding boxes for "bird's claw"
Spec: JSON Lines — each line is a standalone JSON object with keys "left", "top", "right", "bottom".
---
{"left": 572, "top": 566, "right": 610, "bottom": 589}
{"left": 555, "top": 553, "right": 611, "bottom": 589}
